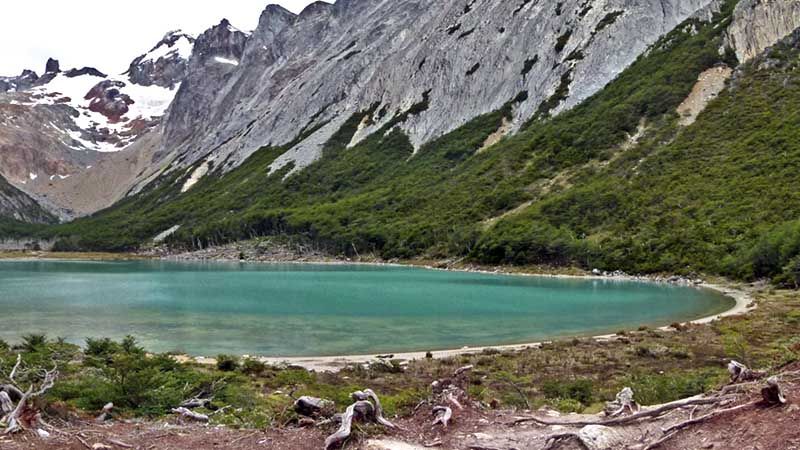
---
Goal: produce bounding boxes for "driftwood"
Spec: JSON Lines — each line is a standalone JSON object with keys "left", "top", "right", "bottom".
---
{"left": 95, "top": 403, "right": 114, "bottom": 423}
{"left": 106, "top": 438, "right": 134, "bottom": 448}
{"left": 728, "top": 360, "right": 765, "bottom": 383}
{"left": 0, "top": 392, "right": 13, "bottom": 415}
{"left": 358, "top": 389, "right": 398, "bottom": 429}
{"left": 171, "top": 407, "right": 209, "bottom": 422}
{"left": 432, "top": 406, "right": 452, "bottom": 428}
{"left": 180, "top": 397, "right": 213, "bottom": 409}
{"left": 0, "top": 385, "right": 23, "bottom": 403}
{"left": 323, "top": 389, "right": 400, "bottom": 449}
{"left": 761, "top": 376, "right": 787, "bottom": 405}
{"left": 454, "top": 365, "right": 474, "bottom": 377}
{"left": 512, "top": 395, "right": 727, "bottom": 427}
{"left": 324, "top": 400, "right": 374, "bottom": 450}
{"left": 1, "top": 359, "right": 58, "bottom": 435}
{"left": 604, "top": 387, "right": 638, "bottom": 417}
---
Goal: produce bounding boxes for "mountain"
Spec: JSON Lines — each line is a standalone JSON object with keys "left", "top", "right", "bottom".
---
{"left": 0, "top": 31, "right": 194, "bottom": 218}
{"left": 6, "top": 0, "right": 800, "bottom": 284}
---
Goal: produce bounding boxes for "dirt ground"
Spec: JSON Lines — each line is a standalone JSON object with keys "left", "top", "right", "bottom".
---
{"left": 4, "top": 363, "right": 799, "bottom": 450}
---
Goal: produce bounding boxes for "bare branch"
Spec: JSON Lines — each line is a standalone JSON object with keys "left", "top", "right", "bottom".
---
{"left": 8, "top": 355, "right": 21, "bottom": 383}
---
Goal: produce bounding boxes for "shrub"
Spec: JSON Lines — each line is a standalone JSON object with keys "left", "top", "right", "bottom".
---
{"left": 216, "top": 354, "right": 240, "bottom": 372}
{"left": 541, "top": 378, "right": 594, "bottom": 405}
{"left": 19, "top": 334, "right": 47, "bottom": 352}
{"left": 624, "top": 370, "right": 724, "bottom": 405}
{"left": 240, "top": 358, "right": 268, "bottom": 376}
{"left": 550, "top": 398, "right": 584, "bottom": 413}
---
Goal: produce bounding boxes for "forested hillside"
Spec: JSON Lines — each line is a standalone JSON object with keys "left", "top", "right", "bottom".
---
{"left": 30, "top": 1, "right": 800, "bottom": 283}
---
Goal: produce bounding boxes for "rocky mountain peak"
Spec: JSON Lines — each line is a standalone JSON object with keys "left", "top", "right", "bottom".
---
{"left": 258, "top": 4, "right": 296, "bottom": 31}
{"left": 192, "top": 19, "right": 248, "bottom": 65}
{"left": 126, "top": 30, "right": 194, "bottom": 89}
{"left": 298, "top": 1, "right": 334, "bottom": 21}
{"left": 45, "top": 58, "right": 60, "bottom": 74}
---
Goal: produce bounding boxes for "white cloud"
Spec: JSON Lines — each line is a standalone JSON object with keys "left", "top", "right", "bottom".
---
{"left": 0, "top": 1, "right": 330, "bottom": 76}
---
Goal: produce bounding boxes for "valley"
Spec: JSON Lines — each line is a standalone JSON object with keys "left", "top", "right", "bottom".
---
{"left": 2, "top": 0, "right": 800, "bottom": 448}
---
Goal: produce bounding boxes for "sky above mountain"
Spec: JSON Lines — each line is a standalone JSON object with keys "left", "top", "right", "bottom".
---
{"left": 1, "top": 0, "right": 330, "bottom": 76}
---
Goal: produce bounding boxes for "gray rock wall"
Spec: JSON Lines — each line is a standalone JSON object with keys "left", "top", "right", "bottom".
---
{"left": 728, "top": 0, "right": 800, "bottom": 63}
{"left": 154, "top": 0, "right": 716, "bottom": 184}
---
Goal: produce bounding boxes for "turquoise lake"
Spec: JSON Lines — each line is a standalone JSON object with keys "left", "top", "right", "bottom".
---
{"left": 0, "top": 260, "right": 734, "bottom": 357}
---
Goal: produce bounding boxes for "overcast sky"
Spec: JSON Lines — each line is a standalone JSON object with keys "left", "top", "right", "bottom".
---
{"left": 1, "top": 1, "right": 330, "bottom": 76}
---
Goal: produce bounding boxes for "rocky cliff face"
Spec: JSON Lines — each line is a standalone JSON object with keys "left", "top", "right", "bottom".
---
{"left": 0, "top": 174, "right": 54, "bottom": 224}
{"left": 143, "top": 0, "right": 718, "bottom": 188}
{"left": 158, "top": 20, "right": 248, "bottom": 161}
{"left": 728, "top": 0, "right": 800, "bottom": 62}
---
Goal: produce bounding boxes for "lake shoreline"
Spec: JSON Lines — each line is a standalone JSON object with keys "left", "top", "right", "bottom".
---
{"left": 0, "top": 249, "right": 756, "bottom": 371}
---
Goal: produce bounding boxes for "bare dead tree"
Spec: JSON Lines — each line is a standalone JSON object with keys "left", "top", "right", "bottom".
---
{"left": 1, "top": 354, "right": 59, "bottom": 436}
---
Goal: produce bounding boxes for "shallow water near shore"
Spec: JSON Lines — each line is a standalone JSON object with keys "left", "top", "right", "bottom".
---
{"left": 0, "top": 260, "right": 734, "bottom": 356}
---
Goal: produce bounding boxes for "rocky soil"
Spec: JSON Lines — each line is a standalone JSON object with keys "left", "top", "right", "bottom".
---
{"left": 5, "top": 362, "right": 798, "bottom": 450}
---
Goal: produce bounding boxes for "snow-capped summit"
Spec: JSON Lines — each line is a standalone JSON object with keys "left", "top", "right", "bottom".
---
{"left": 126, "top": 31, "right": 195, "bottom": 89}
{"left": 0, "top": 32, "right": 196, "bottom": 217}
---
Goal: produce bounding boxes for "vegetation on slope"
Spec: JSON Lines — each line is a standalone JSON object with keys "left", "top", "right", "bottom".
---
{"left": 32, "top": 1, "right": 800, "bottom": 282}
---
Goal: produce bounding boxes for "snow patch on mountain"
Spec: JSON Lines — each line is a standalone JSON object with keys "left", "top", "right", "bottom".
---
{"left": 214, "top": 57, "right": 240, "bottom": 66}
{"left": 141, "top": 33, "right": 193, "bottom": 64}
{"left": 21, "top": 73, "right": 179, "bottom": 152}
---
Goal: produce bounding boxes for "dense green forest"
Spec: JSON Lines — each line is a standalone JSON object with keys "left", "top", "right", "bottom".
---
{"left": 14, "top": 0, "right": 800, "bottom": 283}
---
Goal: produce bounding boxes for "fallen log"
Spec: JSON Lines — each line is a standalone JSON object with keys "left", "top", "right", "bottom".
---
{"left": 512, "top": 395, "right": 727, "bottom": 427}
{"left": 171, "top": 407, "right": 209, "bottom": 422}
{"left": 660, "top": 400, "right": 757, "bottom": 435}
{"left": 432, "top": 406, "right": 452, "bottom": 428}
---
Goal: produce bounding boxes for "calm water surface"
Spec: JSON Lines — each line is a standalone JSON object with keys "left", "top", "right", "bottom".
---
{"left": 0, "top": 260, "right": 733, "bottom": 356}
